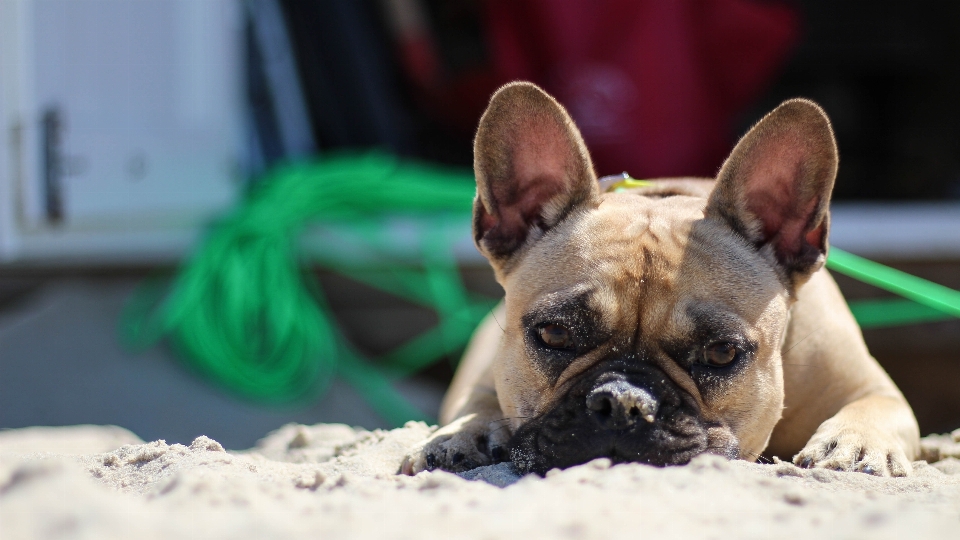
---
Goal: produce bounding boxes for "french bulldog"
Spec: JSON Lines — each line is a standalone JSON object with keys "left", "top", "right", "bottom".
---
{"left": 402, "top": 81, "right": 919, "bottom": 477}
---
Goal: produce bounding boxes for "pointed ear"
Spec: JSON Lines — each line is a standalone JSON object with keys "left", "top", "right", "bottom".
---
{"left": 473, "top": 82, "right": 599, "bottom": 267}
{"left": 706, "top": 98, "right": 838, "bottom": 288}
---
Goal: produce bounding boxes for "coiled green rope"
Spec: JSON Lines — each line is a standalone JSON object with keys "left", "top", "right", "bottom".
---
{"left": 120, "top": 154, "right": 959, "bottom": 426}
{"left": 121, "top": 152, "right": 493, "bottom": 424}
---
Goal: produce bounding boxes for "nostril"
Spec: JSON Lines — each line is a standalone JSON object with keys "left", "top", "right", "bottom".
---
{"left": 586, "top": 392, "right": 614, "bottom": 416}
{"left": 597, "top": 400, "right": 612, "bottom": 416}
{"left": 628, "top": 406, "right": 639, "bottom": 417}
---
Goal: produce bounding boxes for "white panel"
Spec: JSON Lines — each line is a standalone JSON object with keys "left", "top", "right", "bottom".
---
{"left": 29, "top": 0, "right": 242, "bottom": 227}
{"left": 0, "top": 0, "right": 245, "bottom": 264}
{"left": 830, "top": 203, "right": 960, "bottom": 259}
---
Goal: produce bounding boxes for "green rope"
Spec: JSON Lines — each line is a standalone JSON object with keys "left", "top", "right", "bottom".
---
{"left": 844, "top": 298, "right": 950, "bottom": 329}
{"left": 120, "top": 151, "right": 493, "bottom": 423}
{"left": 827, "top": 247, "right": 960, "bottom": 328}
{"left": 120, "top": 154, "right": 958, "bottom": 426}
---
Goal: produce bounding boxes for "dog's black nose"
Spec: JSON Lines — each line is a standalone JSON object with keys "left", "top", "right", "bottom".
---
{"left": 586, "top": 379, "right": 659, "bottom": 429}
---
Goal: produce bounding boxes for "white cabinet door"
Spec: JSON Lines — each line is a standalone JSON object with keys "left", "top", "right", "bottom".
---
{"left": 1, "top": 0, "right": 244, "bottom": 264}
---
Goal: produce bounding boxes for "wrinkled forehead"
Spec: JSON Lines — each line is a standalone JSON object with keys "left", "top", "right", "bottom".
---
{"left": 506, "top": 193, "right": 701, "bottom": 293}
{"left": 505, "top": 193, "right": 785, "bottom": 325}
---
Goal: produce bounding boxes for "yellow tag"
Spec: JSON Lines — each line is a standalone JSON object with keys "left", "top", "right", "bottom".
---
{"left": 610, "top": 178, "right": 653, "bottom": 192}
{"left": 598, "top": 173, "right": 653, "bottom": 192}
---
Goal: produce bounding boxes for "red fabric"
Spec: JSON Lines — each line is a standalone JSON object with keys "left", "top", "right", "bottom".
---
{"left": 483, "top": 0, "right": 799, "bottom": 178}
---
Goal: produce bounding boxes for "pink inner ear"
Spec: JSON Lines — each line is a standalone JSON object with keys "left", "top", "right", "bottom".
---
{"left": 485, "top": 177, "right": 563, "bottom": 246}
{"left": 742, "top": 140, "right": 822, "bottom": 258}
{"left": 477, "top": 202, "right": 498, "bottom": 235}
{"left": 490, "top": 118, "right": 575, "bottom": 228}
{"left": 512, "top": 120, "right": 573, "bottom": 193}
{"left": 516, "top": 176, "right": 565, "bottom": 222}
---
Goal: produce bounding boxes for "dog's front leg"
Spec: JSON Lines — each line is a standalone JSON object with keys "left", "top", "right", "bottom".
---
{"left": 774, "top": 270, "right": 921, "bottom": 477}
{"left": 401, "top": 388, "right": 509, "bottom": 474}
{"left": 401, "top": 307, "right": 510, "bottom": 474}
{"left": 794, "top": 392, "right": 919, "bottom": 476}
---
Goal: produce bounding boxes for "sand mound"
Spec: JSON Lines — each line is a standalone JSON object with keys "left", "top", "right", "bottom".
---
{"left": 2, "top": 423, "right": 959, "bottom": 539}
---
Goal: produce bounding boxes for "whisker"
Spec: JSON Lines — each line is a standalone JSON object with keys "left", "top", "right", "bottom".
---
{"left": 700, "top": 444, "right": 771, "bottom": 464}
{"left": 735, "top": 449, "right": 772, "bottom": 464}
{"left": 490, "top": 308, "right": 504, "bottom": 332}
{"left": 783, "top": 326, "right": 822, "bottom": 354}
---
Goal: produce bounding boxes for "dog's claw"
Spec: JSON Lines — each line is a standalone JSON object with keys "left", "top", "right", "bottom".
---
{"left": 400, "top": 456, "right": 415, "bottom": 476}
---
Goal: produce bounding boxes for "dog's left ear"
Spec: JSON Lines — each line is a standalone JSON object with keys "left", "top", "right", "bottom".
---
{"left": 472, "top": 82, "right": 599, "bottom": 269}
{"left": 706, "top": 99, "right": 838, "bottom": 289}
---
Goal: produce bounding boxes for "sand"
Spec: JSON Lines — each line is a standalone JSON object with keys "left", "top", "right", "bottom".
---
{"left": 2, "top": 422, "right": 959, "bottom": 539}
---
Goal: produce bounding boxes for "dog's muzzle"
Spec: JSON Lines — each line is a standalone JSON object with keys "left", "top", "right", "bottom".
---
{"left": 507, "top": 360, "right": 728, "bottom": 475}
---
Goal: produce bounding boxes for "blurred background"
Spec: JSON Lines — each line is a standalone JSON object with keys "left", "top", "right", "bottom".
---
{"left": 1, "top": 0, "right": 958, "bottom": 450}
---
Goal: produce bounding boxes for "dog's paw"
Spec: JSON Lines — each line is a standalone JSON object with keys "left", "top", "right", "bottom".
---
{"left": 793, "top": 420, "right": 912, "bottom": 477}
{"left": 400, "top": 414, "right": 510, "bottom": 475}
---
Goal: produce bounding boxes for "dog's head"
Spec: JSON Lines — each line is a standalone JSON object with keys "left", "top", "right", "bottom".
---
{"left": 472, "top": 82, "right": 838, "bottom": 474}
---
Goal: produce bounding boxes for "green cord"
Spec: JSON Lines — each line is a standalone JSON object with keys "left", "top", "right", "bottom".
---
{"left": 121, "top": 151, "right": 493, "bottom": 423}
{"left": 120, "top": 155, "right": 958, "bottom": 426}
{"left": 827, "top": 247, "right": 960, "bottom": 328}
{"left": 844, "top": 298, "right": 950, "bottom": 329}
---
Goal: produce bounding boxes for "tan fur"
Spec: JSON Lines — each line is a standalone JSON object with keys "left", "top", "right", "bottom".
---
{"left": 402, "top": 82, "right": 919, "bottom": 477}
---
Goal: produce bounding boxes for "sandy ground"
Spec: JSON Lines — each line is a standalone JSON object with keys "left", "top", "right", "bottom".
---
{"left": 2, "top": 423, "right": 959, "bottom": 539}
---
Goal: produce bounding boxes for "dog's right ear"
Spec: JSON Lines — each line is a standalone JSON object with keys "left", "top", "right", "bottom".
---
{"left": 473, "top": 82, "right": 599, "bottom": 270}
{"left": 705, "top": 99, "right": 838, "bottom": 290}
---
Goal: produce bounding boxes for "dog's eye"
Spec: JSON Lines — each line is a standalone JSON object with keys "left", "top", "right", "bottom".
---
{"left": 702, "top": 342, "right": 738, "bottom": 366}
{"left": 537, "top": 323, "right": 574, "bottom": 349}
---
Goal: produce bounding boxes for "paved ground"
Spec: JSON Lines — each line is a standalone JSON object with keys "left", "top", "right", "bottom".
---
{"left": 0, "top": 278, "right": 444, "bottom": 449}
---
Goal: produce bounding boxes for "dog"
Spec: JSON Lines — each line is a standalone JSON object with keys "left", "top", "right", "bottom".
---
{"left": 402, "top": 82, "right": 920, "bottom": 477}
